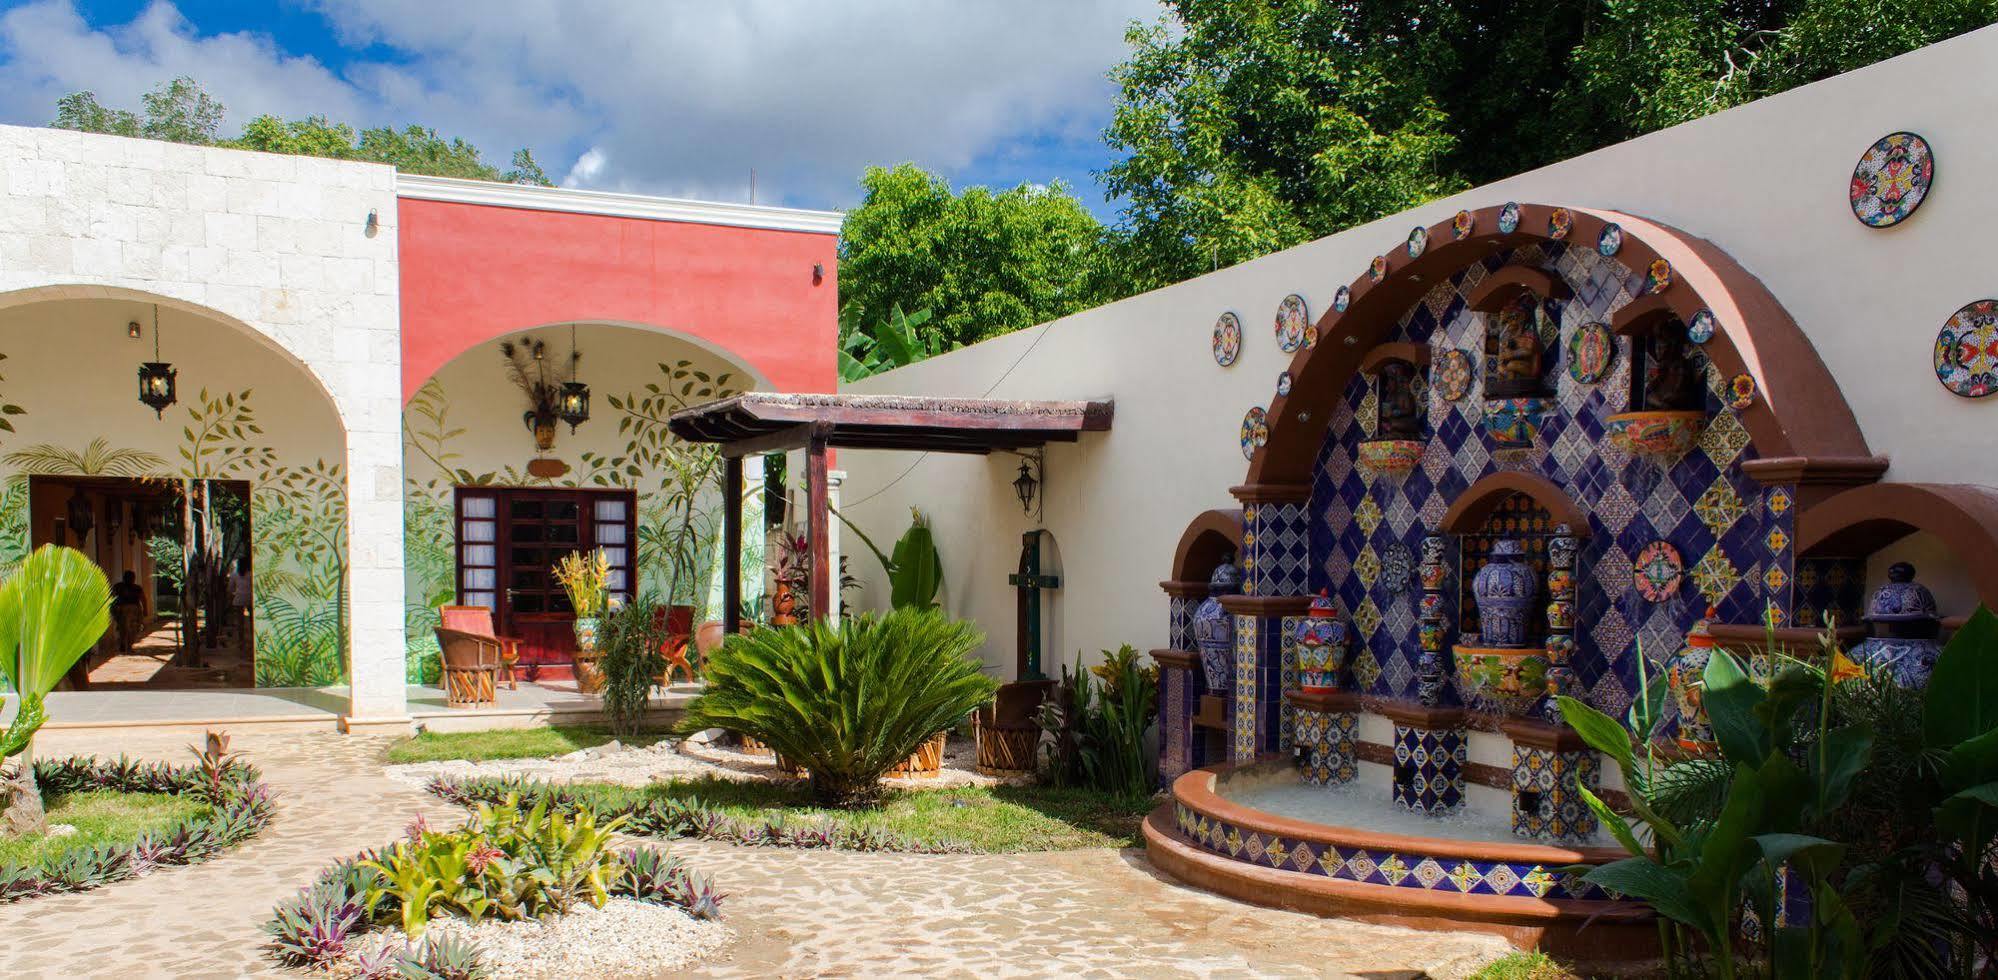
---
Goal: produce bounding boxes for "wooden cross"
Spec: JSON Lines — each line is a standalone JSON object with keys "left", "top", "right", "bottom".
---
{"left": 1008, "top": 530, "right": 1061, "bottom": 679}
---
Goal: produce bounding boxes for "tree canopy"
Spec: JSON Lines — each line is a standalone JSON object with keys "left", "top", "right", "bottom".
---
{"left": 1100, "top": 0, "right": 1998, "bottom": 290}
{"left": 52, "top": 77, "right": 552, "bottom": 185}
{"left": 836, "top": 163, "right": 1115, "bottom": 352}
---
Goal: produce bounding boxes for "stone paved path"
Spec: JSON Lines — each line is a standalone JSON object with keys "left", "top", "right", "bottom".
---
{"left": 0, "top": 731, "right": 1511, "bottom": 978}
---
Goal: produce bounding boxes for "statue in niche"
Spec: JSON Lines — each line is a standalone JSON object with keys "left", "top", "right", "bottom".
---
{"left": 1641, "top": 327, "right": 1704, "bottom": 411}
{"left": 1488, "top": 293, "right": 1548, "bottom": 397}
{"left": 1378, "top": 360, "right": 1422, "bottom": 440}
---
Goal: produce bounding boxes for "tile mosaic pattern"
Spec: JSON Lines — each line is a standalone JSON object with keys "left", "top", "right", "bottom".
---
{"left": 1794, "top": 556, "right": 1867, "bottom": 629}
{"left": 1168, "top": 596, "right": 1195, "bottom": 651}
{"left": 1311, "top": 242, "right": 1778, "bottom": 713}
{"left": 1172, "top": 803, "right": 1610, "bottom": 900}
{"left": 1230, "top": 616, "right": 1288, "bottom": 763}
{"left": 1244, "top": 502, "right": 1311, "bottom": 597}
{"left": 1292, "top": 708, "right": 1359, "bottom": 786}
{"left": 1509, "top": 745, "right": 1601, "bottom": 843}
{"left": 1393, "top": 723, "right": 1467, "bottom": 813}
{"left": 1161, "top": 666, "right": 1190, "bottom": 786}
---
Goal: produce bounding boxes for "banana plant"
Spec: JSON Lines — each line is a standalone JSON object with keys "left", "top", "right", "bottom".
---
{"left": 836, "top": 507, "right": 942, "bottom": 610}
{"left": 838, "top": 305, "right": 939, "bottom": 382}
{"left": 0, "top": 545, "right": 111, "bottom": 837}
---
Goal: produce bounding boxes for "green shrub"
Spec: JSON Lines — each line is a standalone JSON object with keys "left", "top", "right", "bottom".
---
{"left": 1038, "top": 645, "right": 1158, "bottom": 797}
{"left": 595, "top": 597, "right": 668, "bottom": 738}
{"left": 678, "top": 609, "right": 995, "bottom": 807}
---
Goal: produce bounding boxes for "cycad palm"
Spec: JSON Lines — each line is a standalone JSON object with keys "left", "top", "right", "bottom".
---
{"left": 679, "top": 609, "right": 994, "bottom": 807}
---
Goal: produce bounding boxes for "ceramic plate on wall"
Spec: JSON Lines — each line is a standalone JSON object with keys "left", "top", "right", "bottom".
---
{"left": 1275, "top": 294, "right": 1309, "bottom": 353}
{"left": 1407, "top": 225, "right": 1428, "bottom": 258}
{"left": 1369, "top": 255, "right": 1389, "bottom": 282}
{"left": 1547, "top": 207, "right": 1574, "bottom": 240}
{"left": 1633, "top": 541, "right": 1684, "bottom": 602}
{"left": 1687, "top": 309, "right": 1718, "bottom": 344}
{"left": 1566, "top": 321, "right": 1616, "bottom": 384}
{"left": 1644, "top": 259, "right": 1673, "bottom": 295}
{"left": 1452, "top": 210, "right": 1474, "bottom": 239}
{"left": 1729, "top": 373, "right": 1757, "bottom": 410}
{"left": 1934, "top": 299, "right": 1998, "bottom": 398}
{"left": 1239, "top": 406, "right": 1269, "bottom": 459}
{"left": 1334, "top": 285, "right": 1351, "bottom": 312}
{"left": 1276, "top": 371, "right": 1293, "bottom": 397}
{"left": 1850, "top": 131, "right": 1934, "bottom": 228}
{"left": 1498, "top": 202, "right": 1521, "bottom": 234}
{"left": 1597, "top": 223, "right": 1623, "bottom": 256}
{"left": 1212, "top": 312, "right": 1242, "bottom": 366}
{"left": 1435, "top": 349, "right": 1474, "bottom": 402}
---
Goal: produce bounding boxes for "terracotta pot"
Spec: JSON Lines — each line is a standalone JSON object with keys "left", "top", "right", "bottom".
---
{"left": 695, "top": 620, "right": 726, "bottom": 658}
{"left": 572, "top": 650, "right": 605, "bottom": 694}
{"left": 1357, "top": 439, "right": 1424, "bottom": 475}
{"left": 1453, "top": 644, "right": 1550, "bottom": 716}
{"left": 771, "top": 582, "right": 799, "bottom": 626}
{"left": 1604, "top": 410, "right": 1706, "bottom": 458}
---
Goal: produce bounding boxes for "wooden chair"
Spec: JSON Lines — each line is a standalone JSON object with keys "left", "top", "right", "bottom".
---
{"left": 435, "top": 627, "right": 502, "bottom": 708}
{"left": 440, "top": 605, "right": 519, "bottom": 690}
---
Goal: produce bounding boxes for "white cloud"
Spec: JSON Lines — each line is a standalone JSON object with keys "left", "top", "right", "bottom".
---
{"left": 0, "top": 0, "right": 1163, "bottom": 210}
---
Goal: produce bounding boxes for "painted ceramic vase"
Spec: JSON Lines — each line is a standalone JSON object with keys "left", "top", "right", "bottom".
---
{"left": 1293, "top": 591, "right": 1350, "bottom": 695}
{"left": 1666, "top": 607, "right": 1719, "bottom": 753}
{"left": 1605, "top": 410, "right": 1706, "bottom": 458}
{"left": 1192, "top": 560, "right": 1244, "bottom": 693}
{"left": 1418, "top": 536, "right": 1449, "bottom": 591}
{"left": 1357, "top": 438, "right": 1424, "bottom": 475}
{"left": 572, "top": 616, "right": 601, "bottom": 653}
{"left": 1471, "top": 539, "right": 1537, "bottom": 648}
{"left": 1482, "top": 396, "right": 1553, "bottom": 451}
{"left": 1454, "top": 646, "right": 1551, "bottom": 716}
{"left": 1849, "top": 562, "right": 1944, "bottom": 688}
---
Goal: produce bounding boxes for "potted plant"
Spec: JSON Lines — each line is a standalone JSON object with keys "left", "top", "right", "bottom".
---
{"left": 553, "top": 548, "right": 611, "bottom": 693}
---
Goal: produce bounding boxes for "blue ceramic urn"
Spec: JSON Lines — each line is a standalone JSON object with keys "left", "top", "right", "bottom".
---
{"left": 1471, "top": 539, "right": 1537, "bottom": 648}
{"left": 1293, "top": 591, "right": 1350, "bottom": 694}
{"left": 1192, "top": 559, "right": 1244, "bottom": 693}
{"left": 1849, "top": 562, "right": 1943, "bottom": 688}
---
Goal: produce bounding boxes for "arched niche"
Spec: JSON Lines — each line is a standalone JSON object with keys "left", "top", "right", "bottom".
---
{"left": 1167, "top": 508, "right": 1245, "bottom": 587}
{"left": 1795, "top": 483, "right": 1998, "bottom": 613}
{"left": 1439, "top": 472, "right": 1592, "bottom": 538}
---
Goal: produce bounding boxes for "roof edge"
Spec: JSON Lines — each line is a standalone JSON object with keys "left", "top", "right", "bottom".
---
{"left": 395, "top": 174, "right": 845, "bottom": 235}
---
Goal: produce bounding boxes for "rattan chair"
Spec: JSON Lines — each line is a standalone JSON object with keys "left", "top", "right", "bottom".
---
{"left": 440, "top": 605, "right": 519, "bottom": 690}
{"left": 435, "top": 626, "right": 503, "bottom": 708}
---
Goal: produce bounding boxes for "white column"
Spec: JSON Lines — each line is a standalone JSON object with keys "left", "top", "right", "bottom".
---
{"left": 826, "top": 469, "right": 845, "bottom": 621}
{"left": 340, "top": 406, "right": 410, "bottom": 730}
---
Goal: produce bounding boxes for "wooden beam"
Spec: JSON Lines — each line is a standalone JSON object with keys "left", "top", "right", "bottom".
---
{"left": 722, "top": 454, "right": 742, "bottom": 635}
{"left": 806, "top": 425, "right": 831, "bottom": 620}
{"left": 718, "top": 422, "right": 814, "bottom": 458}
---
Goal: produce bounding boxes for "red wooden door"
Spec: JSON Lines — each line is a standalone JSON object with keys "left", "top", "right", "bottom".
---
{"left": 454, "top": 487, "right": 635, "bottom": 679}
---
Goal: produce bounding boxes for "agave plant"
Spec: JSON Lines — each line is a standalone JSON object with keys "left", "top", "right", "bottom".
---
{"left": 678, "top": 609, "right": 994, "bottom": 807}
{"left": 0, "top": 545, "right": 111, "bottom": 836}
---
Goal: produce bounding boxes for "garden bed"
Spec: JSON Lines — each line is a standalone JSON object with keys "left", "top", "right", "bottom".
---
{"left": 0, "top": 751, "right": 274, "bottom": 902}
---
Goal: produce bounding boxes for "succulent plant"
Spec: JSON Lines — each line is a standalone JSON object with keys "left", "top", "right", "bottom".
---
{"left": 397, "top": 933, "right": 488, "bottom": 979}
{"left": 264, "top": 882, "right": 368, "bottom": 968}
{"left": 613, "top": 846, "right": 726, "bottom": 920}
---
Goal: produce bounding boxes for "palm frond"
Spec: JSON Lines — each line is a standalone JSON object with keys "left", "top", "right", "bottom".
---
{"left": 0, "top": 545, "right": 111, "bottom": 697}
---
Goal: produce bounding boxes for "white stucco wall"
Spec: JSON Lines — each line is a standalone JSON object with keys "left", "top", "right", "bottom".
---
{"left": 0, "top": 123, "right": 407, "bottom": 721}
{"left": 840, "top": 27, "right": 1998, "bottom": 676}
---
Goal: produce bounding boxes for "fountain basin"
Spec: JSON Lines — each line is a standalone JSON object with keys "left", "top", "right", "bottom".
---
{"left": 1145, "top": 758, "right": 1656, "bottom": 965}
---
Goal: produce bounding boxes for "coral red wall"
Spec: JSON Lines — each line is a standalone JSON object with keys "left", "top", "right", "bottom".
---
{"left": 398, "top": 199, "right": 838, "bottom": 399}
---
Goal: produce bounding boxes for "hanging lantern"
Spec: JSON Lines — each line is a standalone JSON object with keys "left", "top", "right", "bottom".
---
{"left": 66, "top": 491, "right": 95, "bottom": 543}
{"left": 1012, "top": 458, "right": 1039, "bottom": 514}
{"left": 137, "top": 305, "right": 177, "bottom": 417}
{"left": 557, "top": 323, "right": 590, "bottom": 432}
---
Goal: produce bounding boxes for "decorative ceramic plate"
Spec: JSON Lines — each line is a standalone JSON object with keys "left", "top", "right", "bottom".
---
{"left": 1498, "top": 202, "right": 1521, "bottom": 234}
{"left": 1566, "top": 321, "right": 1616, "bottom": 384}
{"left": 1688, "top": 309, "right": 1718, "bottom": 344}
{"left": 1239, "top": 406, "right": 1269, "bottom": 459}
{"left": 1934, "top": 299, "right": 1998, "bottom": 398}
{"left": 1275, "top": 294, "right": 1309, "bottom": 353}
{"left": 1452, "top": 210, "right": 1474, "bottom": 239}
{"left": 1435, "top": 349, "right": 1474, "bottom": 401}
{"left": 1729, "top": 373, "right": 1757, "bottom": 410}
{"left": 1212, "top": 312, "right": 1243, "bottom": 366}
{"left": 1302, "top": 323, "right": 1318, "bottom": 350}
{"left": 1850, "top": 132, "right": 1934, "bottom": 228}
{"left": 1644, "top": 259, "right": 1673, "bottom": 295}
{"left": 1382, "top": 544, "right": 1414, "bottom": 596}
{"left": 1633, "top": 541, "right": 1684, "bottom": 602}
{"left": 1407, "top": 225, "right": 1428, "bottom": 258}
{"left": 1334, "top": 285, "right": 1352, "bottom": 312}
{"left": 1547, "top": 207, "right": 1574, "bottom": 240}
{"left": 1369, "top": 255, "right": 1389, "bottom": 283}
{"left": 1597, "top": 223, "right": 1623, "bottom": 256}
{"left": 1276, "top": 371, "right": 1293, "bottom": 397}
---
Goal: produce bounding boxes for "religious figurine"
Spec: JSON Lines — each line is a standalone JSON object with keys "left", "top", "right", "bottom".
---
{"left": 1643, "top": 330, "right": 1703, "bottom": 411}
{"left": 1490, "top": 296, "right": 1546, "bottom": 395}
{"left": 1848, "top": 563, "right": 1945, "bottom": 688}
{"left": 1377, "top": 360, "right": 1422, "bottom": 440}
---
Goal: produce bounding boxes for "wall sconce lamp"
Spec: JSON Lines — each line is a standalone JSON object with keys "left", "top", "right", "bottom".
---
{"left": 1011, "top": 448, "right": 1044, "bottom": 521}
{"left": 127, "top": 320, "right": 142, "bottom": 340}
{"left": 365, "top": 209, "right": 379, "bottom": 235}
{"left": 812, "top": 262, "right": 825, "bottom": 285}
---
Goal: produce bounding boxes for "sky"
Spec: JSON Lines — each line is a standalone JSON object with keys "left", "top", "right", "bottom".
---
{"left": 0, "top": 0, "right": 1164, "bottom": 218}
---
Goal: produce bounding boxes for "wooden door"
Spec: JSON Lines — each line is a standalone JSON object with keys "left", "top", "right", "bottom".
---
{"left": 454, "top": 487, "right": 636, "bottom": 678}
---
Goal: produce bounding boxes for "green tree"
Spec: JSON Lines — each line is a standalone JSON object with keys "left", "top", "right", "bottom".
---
{"left": 51, "top": 77, "right": 553, "bottom": 186}
{"left": 838, "top": 164, "right": 1114, "bottom": 352}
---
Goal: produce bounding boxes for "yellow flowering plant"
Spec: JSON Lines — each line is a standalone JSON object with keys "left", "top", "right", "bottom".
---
{"left": 552, "top": 548, "right": 611, "bottom": 620}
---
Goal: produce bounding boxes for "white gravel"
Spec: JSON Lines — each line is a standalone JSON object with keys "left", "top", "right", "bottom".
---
{"left": 338, "top": 899, "right": 734, "bottom": 979}
{"left": 385, "top": 732, "right": 1032, "bottom": 791}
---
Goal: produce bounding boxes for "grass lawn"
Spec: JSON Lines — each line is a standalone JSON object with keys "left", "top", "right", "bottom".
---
{"left": 385, "top": 725, "right": 667, "bottom": 764}
{"left": 547, "top": 775, "right": 1154, "bottom": 852}
{"left": 0, "top": 789, "right": 211, "bottom": 870}
{"left": 1467, "top": 952, "right": 1584, "bottom": 980}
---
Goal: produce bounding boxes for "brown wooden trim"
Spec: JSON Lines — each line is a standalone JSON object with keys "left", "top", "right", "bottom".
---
{"left": 1229, "top": 483, "right": 1313, "bottom": 504}
{"left": 1159, "top": 579, "right": 1209, "bottom": 599}
{"left": 1740, "top": 456, "right": 1890, "bottom": 510}
{"left": 1498, "top": 717, "right": 1591, "bottom": 752}
{"left": 1439, "top": 470, "right": 1592, "bottom": 536}
{"left": 1170, "top": 508, "right": 1244, "bottom": 582}
{"left": 1794, "top": 482, "right": 1998, "bottom": 610}
{"left": 1373, "top": 699, "right": 1468, "bottom": 730}
{"left": 806, "top": 426, "right": 830, "bottom": 618}
{"left": 1464, "top": 760, "right": 1511, "bottom": 789}
{"left": 1356, "top": 740, "right": 1394, "bottom": 767}
{"left": 1357, "top": 342, "right": 1433, "bottom": 375}
{"left": 1152, "top": 649, "right": 1199, "bottom": 671}
{"left": 1218, "top": 595, "right": 1314, "bottom": 616}
{"left": 1285, "top": 690, "right": 1362, "bottom": 713}
{"left": 1464, "top": 264, "right": 1571, "bottom": 312}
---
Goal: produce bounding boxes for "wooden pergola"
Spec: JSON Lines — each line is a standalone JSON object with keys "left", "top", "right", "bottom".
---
{"left": 667, "top": 392, "right": 1114, "bottom": 627}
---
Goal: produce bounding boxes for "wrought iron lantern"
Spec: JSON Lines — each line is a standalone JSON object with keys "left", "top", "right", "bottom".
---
{"left": 137, "top": 305, "right": 177, "bottom": 417}
{"left": 1011, "top": 450, "right": 1042, "bottom": 518}
{"left": 557, "top": 323, "right": 590, "bottom": 432}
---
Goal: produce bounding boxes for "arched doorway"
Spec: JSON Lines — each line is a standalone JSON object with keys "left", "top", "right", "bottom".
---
{"left": 0, "top": 290, "right": 350, "bottom": 696}
{"left": 402, "top": 321, "right": 767, "bottom": 685}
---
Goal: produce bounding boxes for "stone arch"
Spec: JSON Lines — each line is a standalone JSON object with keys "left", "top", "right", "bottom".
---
{"left": 404, "top": 317, "right": 774, "bottom": 406}
{"left": 1246, "top": 203, "right": 1872, "bottom": 489}
{"left": 1439, "top": 472, "right": 1593, "bottom": 537}
{"left": 1795, "top": 482, "right": 1998, "bottom": 609}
